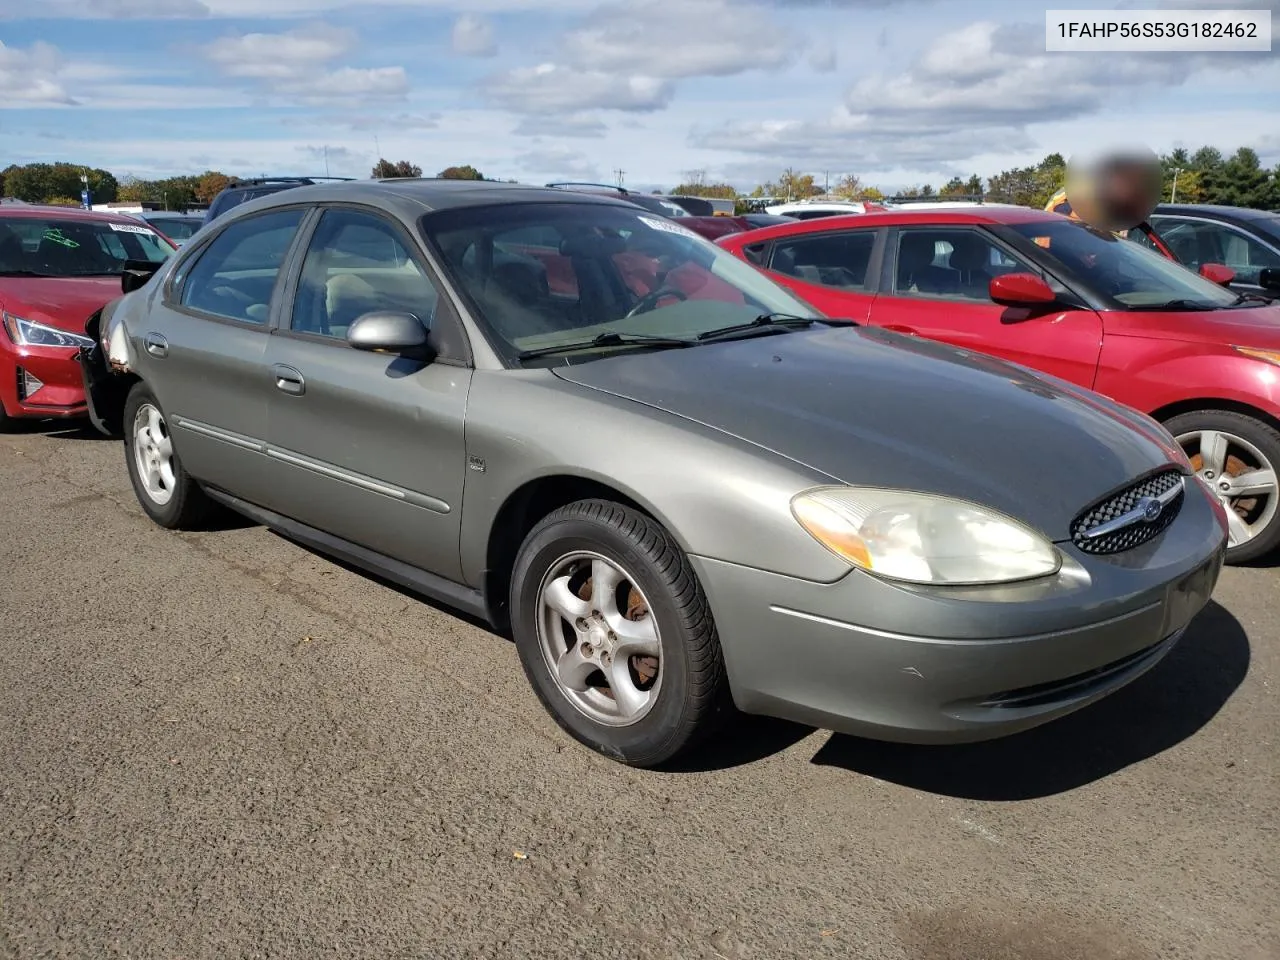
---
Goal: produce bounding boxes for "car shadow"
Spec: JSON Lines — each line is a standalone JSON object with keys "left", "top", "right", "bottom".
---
{"left": 267, "top": 530, "right": 499, "bottom": 636}
{"left": 806, "top": 600, "right": 1248, "bottom": 800}
{"left": 11, "top": 420, "right": 116, "bottom": 442}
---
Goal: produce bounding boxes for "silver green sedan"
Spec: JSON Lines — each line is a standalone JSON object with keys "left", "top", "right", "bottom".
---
{"left": 80, "top": 180, "right": 1229, "bottom": 767}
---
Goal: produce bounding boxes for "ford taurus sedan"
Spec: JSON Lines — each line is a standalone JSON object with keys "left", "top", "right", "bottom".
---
{"left": 80, "top": 180, "right": 1228, "bottom": 767}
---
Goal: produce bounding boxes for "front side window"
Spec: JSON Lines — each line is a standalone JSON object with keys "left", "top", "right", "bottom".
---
{"left": 0, "top": 216, "right": 173, "bottom": 278}
{"left": 423, "top": 202, "right": 819, "bottom": 361}
{"left": 1004, "top": 218, "right": 1240, "bottom": 310}
{"left": 1149, "top": 217, "right": 1280, "bottom": 287}
{"left": 177, "top": 208, "right": 304, "bottom": 323}
{"left": 770, "top": 231, "right": 876, "bottom": 290}
{"left": 291, "top": 208, "right": 439, "bottom": 340}
{"left": 893, "top": 227, "right": 1035, "bottom": 301}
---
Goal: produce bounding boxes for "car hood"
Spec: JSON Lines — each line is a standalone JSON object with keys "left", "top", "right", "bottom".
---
{"left": 1104, "top": 302, "right": 1280, "bottom": 346}
{"left": 0, "top": 276, "right": 121, "bottom": 334}
{"left": 551, "top": 325, "right": 1184, "bottom": 540}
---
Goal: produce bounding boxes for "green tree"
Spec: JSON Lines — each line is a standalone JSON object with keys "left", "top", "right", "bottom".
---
{"left": 671, "top": 180, "right": 737, "bottom": 199}
{"left": 964, "top": 174, "right": 984, "bottom": 195}
{"left": 116, "top": 175, "right": 157, "bottom": 203}
{"left": 985, "top": 153, "right": 1064, "bottom": 208}
{"left": 437, "top": 164, "right": 483, "bottom": 180}
{"left": 372, "top": 159, "right": 423, "bottom": 178}
{"left": 831, "top": 173, "right": 864, "bottom": 199}
{"left": 1204, "top": 147, "right": 1277, "bottom": 209}
{"left": 939, "top": 176, "right": 966, "bottom": 196}
{"left": 1, "top": 162, "right": 117, "bottom": 204}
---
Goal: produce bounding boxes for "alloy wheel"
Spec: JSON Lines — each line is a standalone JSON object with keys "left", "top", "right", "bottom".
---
{"left": 1176, "top": 427, "right": 1278, "bottom": 548}
{"left": 132, "top": 402, "right": 176, "bottom": 506}
{"left": 535, "top": 551, "right": 662, "bottom": 727}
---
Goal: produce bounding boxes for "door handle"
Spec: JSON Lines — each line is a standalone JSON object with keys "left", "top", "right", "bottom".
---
{"left": 272, "top": 363, "right": 305, "bottom": 396}
{"left": 144, "top": 332, "right": 168, "bottom": 357}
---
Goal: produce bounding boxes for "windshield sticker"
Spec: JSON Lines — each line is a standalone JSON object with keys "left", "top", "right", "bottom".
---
{"left": 109, "top": 222, "right": 153, "bottom": 236}
{"left": 637, "top": 215, "right": 700, "bottom": 239}
{"left": 41, "top": 228, "right": 79, "bottom": 249}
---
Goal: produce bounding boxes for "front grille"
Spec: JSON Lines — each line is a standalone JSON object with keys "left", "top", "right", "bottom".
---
{"left": 1070, "top": 469, "right": 1185, "bottom": 555}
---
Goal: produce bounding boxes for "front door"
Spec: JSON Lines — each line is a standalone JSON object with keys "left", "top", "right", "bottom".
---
{"left": 263, "top": 206, "right": 472, "bottom": 582}
{"left": 140, "top": 206, "right": 308, "bottom": 508}
{"left": 867, "top": 225, "right": 1105, "bottom": 389}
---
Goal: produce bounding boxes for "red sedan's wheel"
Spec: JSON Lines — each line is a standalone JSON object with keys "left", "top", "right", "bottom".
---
{"left": 1166, "top": 409, "right": 1280, "bottom": 565}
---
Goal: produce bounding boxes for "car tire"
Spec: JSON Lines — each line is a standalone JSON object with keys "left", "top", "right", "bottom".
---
{"left": 1164, "top": 408, "right": 1280, "bottom": 565}
{"left": 0, "top": 404, "right": 17, "bottom": 433}
{"left": 510, "top": 499, "right": 731, "bottom": 768}
{"left": 123, "top": 381, "right": 211, "bottom": 530}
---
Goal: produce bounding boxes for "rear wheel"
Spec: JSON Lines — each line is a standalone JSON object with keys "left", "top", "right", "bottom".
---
{"left": 123, "top": 382, "right": 211, "bottom": 530}
{"left": 510, "top": 499, "right": 730, "bottom": 767}
{"left": 1165, "top": 408, "right": 1280, "bottom": 564}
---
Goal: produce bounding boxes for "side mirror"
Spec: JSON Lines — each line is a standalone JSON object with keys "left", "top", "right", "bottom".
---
{"left": 989, "top": 272, "right": 1056, "bottom": 307}
{"left": 1199, "top": 262, "right": 1235, "bottom": 286}
{"left": 121, "top": 259, "right": 160, "bottom": 294}
{"left": 1257, "top": 267, "right": 1280, "bottom": 292}
{"left": 346, "top": 310, "right": 430, "bottom": 354}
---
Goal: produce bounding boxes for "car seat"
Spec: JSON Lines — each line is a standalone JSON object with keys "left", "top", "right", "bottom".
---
{"left": 947, "top": 234, "right": 994, "bottom": 300}
{"left": 897, "top": 234, "right": 957, "bottom": 295}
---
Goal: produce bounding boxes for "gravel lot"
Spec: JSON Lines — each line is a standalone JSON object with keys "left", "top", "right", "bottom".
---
{"left": 2, "top": 423, "right": 1276, "bottom": 960}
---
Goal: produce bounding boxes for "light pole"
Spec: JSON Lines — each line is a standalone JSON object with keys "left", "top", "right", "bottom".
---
{"left": 80, "top": 173, "right": 91, "bottom": 210}
{"left": 1170, "top": 167, "right": 1182, "bottom": 203}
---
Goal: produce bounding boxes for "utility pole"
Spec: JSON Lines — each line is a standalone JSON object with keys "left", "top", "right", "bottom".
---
{"left": 614, "top": 168, "right": 625, "bottom": 189}
{"left": 324, "top": 145, "right": 330, "bottom": 178}
{"left": 1170, "top": 167, "right": 1182, "bottom": 203}
{"left": 824, "top": 171, "right": 829, "bottom": 195}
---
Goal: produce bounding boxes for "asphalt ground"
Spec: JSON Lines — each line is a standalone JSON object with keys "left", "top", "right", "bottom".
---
{"left": 1, "top": 422, "right": 1276, "bottom": 960}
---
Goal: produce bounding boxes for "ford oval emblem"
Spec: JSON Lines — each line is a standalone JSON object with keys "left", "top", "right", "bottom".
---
{"left": 1140, "top": 497, "right": 1163, "bottom": 523}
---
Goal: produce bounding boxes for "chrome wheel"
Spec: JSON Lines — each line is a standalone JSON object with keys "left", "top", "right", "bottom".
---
{"left": 132, "top": 402, "right": 176, "bottom": 506}
{"left": 536, "top": 551, "right": 662, "bottom": 727}
{"left": 1177, "top": 428, "right": 1278, "bottom": 549}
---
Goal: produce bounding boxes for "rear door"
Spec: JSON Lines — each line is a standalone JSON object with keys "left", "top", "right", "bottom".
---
{"left": 262, "top": 205, "right": 473, "bottom": 581}
{"left": 1148, "top": 214, "right": 1280, "bottom": 298}
{"left": 138, "top": 206, "right": 309, "bottom": 508}
{"left": 866, "top": 225, "right": 1105, "bottom": 389}
{"left": 757, "top": 227, "right": 883, "bottom": 320}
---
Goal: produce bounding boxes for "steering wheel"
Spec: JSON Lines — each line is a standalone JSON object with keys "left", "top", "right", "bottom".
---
{"left": 624, "top": 286, "right": 688, "bottom": 319}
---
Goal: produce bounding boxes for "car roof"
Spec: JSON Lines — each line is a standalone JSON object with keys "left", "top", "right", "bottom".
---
{"left": 221, "top": 178, "right": 638, "bottom": 221}
{"left": 719, "top": 204, "right": 1057, "bottom": 246}
{"left": 1154, "top": 203, "right": 1280, "bottom": 223}
{"left": 0, "top": 204, "right": 161, "bottom": 226}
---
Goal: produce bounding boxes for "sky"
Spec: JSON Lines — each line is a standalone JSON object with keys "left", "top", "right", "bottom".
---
{"left": 0, "top": 0, "right": 1277, "bottom": 194}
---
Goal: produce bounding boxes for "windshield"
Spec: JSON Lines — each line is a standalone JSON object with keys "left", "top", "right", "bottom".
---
{"left": 146, "top": 217, "right": 203, "bottom": 241}
{"left": 0, "top": 216, "right": 173, "bottom": 277}
{"left": 626, "top": 195, "right": 690, "bottom": 218}
{"left": 1005, "top": 219, "right": 1239, "bottom": 310}
{"left": 423, "top": 202, "right": 820, "bottom": 361}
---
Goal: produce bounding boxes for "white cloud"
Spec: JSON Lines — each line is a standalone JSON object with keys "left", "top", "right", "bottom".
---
{"left": 485, "top": 0, "right": 795, "bottom": 117}
{"left": 0, "top": 0, "right": 599, "bottom": 17}
{"left": 451, "top": 14, "right": 497, "bottom": 57}
{"left": 200, "top": 23, "right": 409, "bottom": 105}
{"left": 0, "top": 40, "right": 76, "bottom": 105}
{"left": 483, "top": 63, "right": 672, "bottom": 113}
{"left": 513, "top": 113, "right": 607, "bottom": 137}
{"left": 515, "top": 144, "right": 602, "bottom": 182}
{"left": 807, "top": 42, "right": 836, "bottom": 72}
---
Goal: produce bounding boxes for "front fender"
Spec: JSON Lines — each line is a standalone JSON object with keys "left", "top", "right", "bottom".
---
{"left": 1096, "top": 348, "right": 1280, "bottom": 420}
{"left": 77, "top": 300, "right": 136, "bottom": 437}
{"left": 457, "top": 371, "right": 853, "bottom": 587}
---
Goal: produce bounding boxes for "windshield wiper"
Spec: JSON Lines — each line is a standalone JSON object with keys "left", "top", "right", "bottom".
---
{"left": 1229, "top": 292, "right": 1273, "bottom": 307}
{"left": 517, "top": 331, "right": 695, "bottom": 360}
{"left": 1129, "top": 299, "right": 1218, "bottom": 312}
{"left": 694, "top": 312, "right": 854, "bottom": 342}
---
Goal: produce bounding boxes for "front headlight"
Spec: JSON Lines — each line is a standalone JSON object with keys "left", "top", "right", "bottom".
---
{"left": 791, "top": 486, "right": 1061, "bottom": 585}
{"left": 1, "top": 312, "right": 95, "bottom": 349}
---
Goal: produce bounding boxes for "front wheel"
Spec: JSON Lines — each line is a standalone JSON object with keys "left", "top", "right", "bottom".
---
{"left": 123, "top": 382, "right": 211, "bottom": 530}
{"left": 1166, "top": 409, "right": 1280, "bottom": 564}
{"left": 510, "top": 499, "right": 730, "bottom": 767}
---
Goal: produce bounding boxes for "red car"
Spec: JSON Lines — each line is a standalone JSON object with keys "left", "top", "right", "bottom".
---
{"left": 1, "top": 205, "right": 175, "bottom": 430}
{"left": 717, "top": 206, "right": 1280, "bottom": 564}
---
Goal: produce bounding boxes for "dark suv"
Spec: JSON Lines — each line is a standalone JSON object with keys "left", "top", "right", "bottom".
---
{"left": 204, "top": 177, "right": 354, "bottom": 223}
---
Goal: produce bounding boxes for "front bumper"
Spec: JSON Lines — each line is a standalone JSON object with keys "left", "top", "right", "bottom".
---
{"left": 692, "top": 481, "right": 1228, "bottom": 744}
{"left": 0, "top": 340, "right": 88, "bottom": 419}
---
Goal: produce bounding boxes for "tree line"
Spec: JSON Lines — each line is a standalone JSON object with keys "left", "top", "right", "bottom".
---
{"left": 671, "top": 146, "right": 1280, "bottom": 212}
{"left": 0, "top": 159, "right": 490, "bottom": 208}
{"left": 4, "top": 148, "right": 1277, "bottom": 212}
